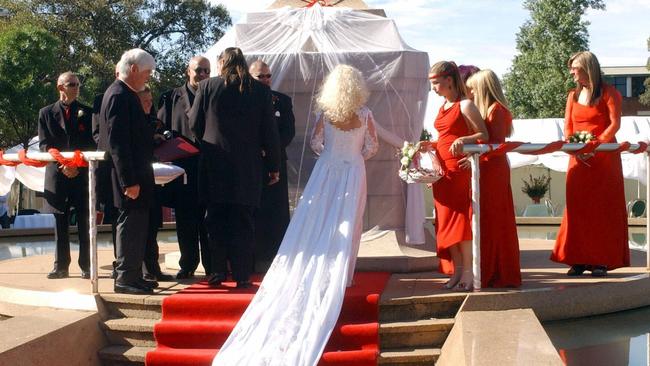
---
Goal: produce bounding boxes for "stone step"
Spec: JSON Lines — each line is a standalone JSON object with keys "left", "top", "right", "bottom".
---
{"left": 101, "top": 293, "right": 164, "bottom": 320}
{"left": 103, "top": 318, "right": 158, "bottom": 347}
{"left": 378, "top": 347, "right": 441, "bottom": 365}
{"left": 380, "top": 318, "right": 454, "bottom": 348}
{"left": 98, "top": 345, "right": 149, "bottom": 366}
{"left": 379, "top": 294, "right": 465, "bottom": 322}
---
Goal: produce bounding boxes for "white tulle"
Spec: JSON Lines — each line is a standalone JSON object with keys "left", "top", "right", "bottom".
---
{"left": 212, "top": 107, "right": 378, "bottom": 366}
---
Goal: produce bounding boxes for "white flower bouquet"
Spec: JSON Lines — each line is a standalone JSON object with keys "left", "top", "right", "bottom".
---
{"left": 398, "top": 141, "right": 444, "bottom": 184}
{"left": 568, "top": 130, "right": 596, "bottom": 143}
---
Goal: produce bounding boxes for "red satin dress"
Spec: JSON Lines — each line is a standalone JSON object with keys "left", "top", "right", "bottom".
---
{"left": 551, "top": 85, "right": 629, "bottom": 269}
{"left": 479, "top": 103, "right": 521, "bottom": 287}
{"left": 433, "top": 102, "right": 472, "bottom": 275}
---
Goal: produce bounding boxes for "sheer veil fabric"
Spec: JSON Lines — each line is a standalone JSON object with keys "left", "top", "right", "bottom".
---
{"left": 212, "top": 107, "right": 378, "bottom": 366}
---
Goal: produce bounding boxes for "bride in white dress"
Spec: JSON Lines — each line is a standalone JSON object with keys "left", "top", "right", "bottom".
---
{"left": 212, "top": 64, "right": 379, "bottom": 366}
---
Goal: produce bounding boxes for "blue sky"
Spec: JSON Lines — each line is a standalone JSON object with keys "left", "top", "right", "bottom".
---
{"left": 211, "top": 0, "right": 650, "bottom": 77}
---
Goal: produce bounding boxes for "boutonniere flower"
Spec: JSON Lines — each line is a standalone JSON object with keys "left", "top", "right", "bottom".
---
{"left": 78, "top": 109, "right": 85, "bottom": 118}
{"left": 272, "top": 94, "right": 279, "bottom": 105}
{"left": 78, "top": 123, "right": 86, "bottom": 132}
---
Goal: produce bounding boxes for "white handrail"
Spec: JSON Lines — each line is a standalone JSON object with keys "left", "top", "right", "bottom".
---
{"left": 463, "top": 142, "right": 650, "bottom": 291}
{"left": 2, "top": 150, "right": 106, "bottom": 293}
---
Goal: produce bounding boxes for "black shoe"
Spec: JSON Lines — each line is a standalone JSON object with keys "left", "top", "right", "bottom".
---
{"left": 207, "top": 273, "right": 226, "bottom": 287}
{"left": 114, "top": 282, "right": 153, "bottom": 295}
{"left": 47, "top": 269, "right": 69, "bottom": 279}
{"left": 567, "top": 265, "right": 587, "bottom": 276}
{"left": 81, "top": 271, "right": 90, "bottom": 279}
{"left": 137, "top": 278, "right": 159, "bottom": 289}
{"left": 176, "top": 269, "right": 195, "bottom": 279}
{"left": 236, "top": 281, "right": 252, "bottom": 289}
{"left": 591, "top": 266, "right": 608, "bottom": 277}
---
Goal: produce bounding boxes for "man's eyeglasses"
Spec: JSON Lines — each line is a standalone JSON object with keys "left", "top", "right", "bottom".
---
{"left": 256, "top": 74, "right": 272, "bottom": 79}
{"left": 63, "top": 82, "right": 80, "bottom": 88}
{"left": 193, "top": 67, "right": 210, "bottom": 74}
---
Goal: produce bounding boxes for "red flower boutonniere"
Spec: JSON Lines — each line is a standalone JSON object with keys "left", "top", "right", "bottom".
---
{"left": 78, "top": 123, "right": 86, "bottom": 132}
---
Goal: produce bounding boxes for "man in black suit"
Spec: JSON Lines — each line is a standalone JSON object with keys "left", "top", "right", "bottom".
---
{"left": 38, "top": 71, "right": 96, "bottom": 279}
{"left": 189, "top": 47, "right": 281, "bottom": 288}
{"left": 249, "top": 60, "right": 295, "bottom": 272}
{"left": 99, "top": 48, "right": 157, "bottom": 295}
{"left": 157, "top": 55, "right": 211, "bottom": 279}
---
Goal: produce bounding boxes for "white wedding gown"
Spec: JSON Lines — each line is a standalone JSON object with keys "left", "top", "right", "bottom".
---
{"left": 212, "top": 106, "right": 379, "bottom": 366}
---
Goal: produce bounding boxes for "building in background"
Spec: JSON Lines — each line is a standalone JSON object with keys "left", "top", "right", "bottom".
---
{"left": 603, "top": 66, "right": 650, "bottom": 116}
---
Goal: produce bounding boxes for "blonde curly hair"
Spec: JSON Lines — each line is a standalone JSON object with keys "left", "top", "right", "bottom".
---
{"left": 316, "top": 65, "right": 369, "bottom": 127}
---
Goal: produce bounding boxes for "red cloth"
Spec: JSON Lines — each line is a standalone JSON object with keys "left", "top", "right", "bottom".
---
{"left": 551, "top": 85, "right": 629, "bottom": 269}
{"left": 146, "top": 272, "right": 391, "bottom": 366}
{"left": 153, "top": 136, "right": 199, "bottom": 162}
{"left": 432, "top": 102, "right": 472, "bottom": 275}
{"left": 479, "top": 103, "right": 521, "bottom": 287}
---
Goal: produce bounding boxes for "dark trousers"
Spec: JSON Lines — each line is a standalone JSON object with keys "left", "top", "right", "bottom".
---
{"left": 53, "top": 206, "right": 90, "bottom": 271}
{"left": 175, "top": 203, "right": 210, "bottom": 274}
{"left": 205, "top": 203, "right": 255, "bottom": 282}
{"left": 115, "top": 207, "right": 148, "bottom": 284}
{"left": 143, "top": 204, "right": 162, "bottom": 276}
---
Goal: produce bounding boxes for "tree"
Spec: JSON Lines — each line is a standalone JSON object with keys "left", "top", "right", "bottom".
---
{"left": 0, "top": 23, "right": 59, "bottom": 149}
{"left": 0, "top": 0, "right": 231, "bottom": 103}
{"left": 639, "top": 37, "right": 650, "bottom": 107}
{"left": 503, "top": 0, "right": 605, "bottom": 118}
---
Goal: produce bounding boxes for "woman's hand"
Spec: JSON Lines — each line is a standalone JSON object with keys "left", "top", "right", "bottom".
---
{"left": 450, "top": 138, "right": 464, "bottom": 156}
{"left": 457, "top": 155, "right": 471, "bottom": 170}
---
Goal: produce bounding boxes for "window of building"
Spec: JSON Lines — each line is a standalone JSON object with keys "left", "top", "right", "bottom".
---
{"left": 631, "top": 76, "right": 648, "bottom": 97}
{"left": 605, "top": 76, "right": 628, "bottom": 97}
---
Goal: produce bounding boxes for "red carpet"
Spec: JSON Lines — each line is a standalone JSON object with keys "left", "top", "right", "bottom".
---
{"left": 146, "top": 272, "right": 391, "bottom": 366}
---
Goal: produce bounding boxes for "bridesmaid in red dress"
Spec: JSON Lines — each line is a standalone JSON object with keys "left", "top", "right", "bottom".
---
{"left": 466, "top": 69, "right": 521, "bottom": 288}
{"left": 551, "top": 51, "right": 629, "bottom": 277}
{"left": 429, "top": 61, "right": 488, "bottom": 291}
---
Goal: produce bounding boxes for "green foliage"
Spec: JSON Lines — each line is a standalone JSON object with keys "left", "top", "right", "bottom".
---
{"left": 0, "top": 0, "right": 231, "bottom": 103}
{"left": 503, "top": 0, "right": 605, "bottom": 118}
{"left": 521, "top": 174, "right": 551, "bottom": 200}
{"left": 0, "top": 23, "right": 59, "bottom": 149}
{"left": 639, "top": 36, "right": 650, "bottom": 107}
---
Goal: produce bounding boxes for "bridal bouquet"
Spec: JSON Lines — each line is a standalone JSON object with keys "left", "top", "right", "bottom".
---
{"left": 398, "top": 141, "right": 444, "bottom": 184}
{"left": 568, "top": 130, "right": 596, "bottom": 143}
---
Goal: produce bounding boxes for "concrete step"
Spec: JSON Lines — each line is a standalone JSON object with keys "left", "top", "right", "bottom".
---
{"left": 103, "top": 318, "right": 157, "bottom": 347}
{"left": 101, "top": 293, "right": 164, "bottom": 320}
{"left": 378, "top": 347, "right": 441, "bottom": 365}
{"left": 380, "top": 318, "right": 454, "bottom": 348}
{"left": 98, "top": 345, "right": 150, "bottom": 365}
{"left": 379, "top": 294, "right": 465, "bottom": 322}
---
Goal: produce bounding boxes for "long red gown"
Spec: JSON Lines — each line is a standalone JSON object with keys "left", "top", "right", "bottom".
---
{"left": 479, "top": 103, "right": 521, "bottom": 287}
{"left": 433, "top": 102, "right": 472, "bottom": 275}
{"left": 551, "top": 84, "right": 629, "bottom": 269}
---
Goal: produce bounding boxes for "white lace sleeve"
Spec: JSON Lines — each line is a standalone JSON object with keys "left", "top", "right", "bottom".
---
{"left": 362, "top": 109, "right": 379, "bottom": 160}
{"left": 310, "top": 113, "right": 325, "bottom": 155}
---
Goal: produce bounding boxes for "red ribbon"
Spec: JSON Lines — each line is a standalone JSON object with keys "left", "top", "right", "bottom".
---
{"left": 48, "top": 148, "right": 88, "bottom": 168}
{"left": 481, "top": 142, "right": 524, "bottom": 161}
{"left": 18, "top": 149, "right": 47, "bottom": 167}
{"left": 571, "top": 140, "right": 601, "bottom": 155}
{"left": 0, "top": 150, "right": 19, "bottom": 167}
{"left": 631, "top": 141, "right": 649, "bottom": 154}
{"left": 612, "top": 141, "right": 631, "bottom": 153}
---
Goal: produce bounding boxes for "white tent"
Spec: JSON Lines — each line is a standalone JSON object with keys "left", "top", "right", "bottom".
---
{"left": 204, "top": 4, "right": 431, "bottom": 243}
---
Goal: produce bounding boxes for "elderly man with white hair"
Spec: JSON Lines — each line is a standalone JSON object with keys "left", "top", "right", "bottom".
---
{"left": 98, "top": 48, "right": 158, "bottom": 294}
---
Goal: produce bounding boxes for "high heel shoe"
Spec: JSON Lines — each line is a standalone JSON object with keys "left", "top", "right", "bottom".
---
{"left": 454, "top": 282, "right": 474, "bottom": 292}
{"left": 454, "top": 270, "right": 474, "bottom": 292}
{"left": 443, "top": 267, "right": 463, "bottom": 289}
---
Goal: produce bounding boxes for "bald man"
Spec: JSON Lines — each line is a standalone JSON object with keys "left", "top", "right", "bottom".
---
{"left": 38, "top": 71, "right": 96, "bottom": 279}
{"left": 249, "top": 60, "right": 296, "bottom": 272}
{"left": 158, "top": 55, "right": 211, "bottom": 279}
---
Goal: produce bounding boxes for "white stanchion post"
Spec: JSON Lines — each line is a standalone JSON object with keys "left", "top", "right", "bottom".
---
{"left": 646, "top": 152, "right": 650, "bottom": 271}
{"left": 89, "top": 161, "right": 98, "bottom": 293}
{"left": 470, "top": 154, "right": 481, "bottom": 291}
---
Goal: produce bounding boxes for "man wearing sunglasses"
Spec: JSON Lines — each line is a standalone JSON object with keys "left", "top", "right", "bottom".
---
{"left": 38, "top": 71, "right": 96, "bottom": 280}
{"left": 158, "top": 55, "right": 212, "bottom": 279}
{"left": 249, "top": 60, "right": 296, "bottom": 272}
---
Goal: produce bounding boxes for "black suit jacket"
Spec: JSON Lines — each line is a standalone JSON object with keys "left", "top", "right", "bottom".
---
{"left": 189, "top": 76, "right": 281, "bottom": 207}
{"left": 158, "top": 83, "right": 195, "bottom": 142}
{"left": 38, "top": 100, "right": 95, "bottom": 213}
{"left": 271, "top": 91, "right": 296, "bottom": 161}
{"left": 98, "top": 79, "right": 154, "bottom": 209}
